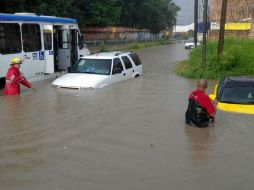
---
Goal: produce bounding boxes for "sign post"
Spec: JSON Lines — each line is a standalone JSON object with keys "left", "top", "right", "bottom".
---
{"left": 112, "top": 27, "right": 116, "bottom": 34}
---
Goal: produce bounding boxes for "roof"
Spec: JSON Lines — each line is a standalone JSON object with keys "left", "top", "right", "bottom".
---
{"left": 227, "top": 76, "right": 254, "bottom": 83}
{"left": 175, "top": 23, "right": 194, "bottom": 33}
{"left": 82, "top": 51, "right": 132, "bottom": 59}
{"left": 0, "top": 13, "right": 77, "bottom": 24}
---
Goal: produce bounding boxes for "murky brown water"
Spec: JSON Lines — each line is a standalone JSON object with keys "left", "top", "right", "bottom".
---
{"left": 1, "top": 43, "right": 254, "bottom": 190}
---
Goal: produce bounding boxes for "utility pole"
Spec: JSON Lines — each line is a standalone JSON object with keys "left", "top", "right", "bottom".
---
{"left": 202, "top": 0, "right": 208, "bottom": 68}
{"left": 217, "top": 0, "right": 228, "bottom": 64}
{"left": 194, "top": 0, "right": 198, "bottom": 47}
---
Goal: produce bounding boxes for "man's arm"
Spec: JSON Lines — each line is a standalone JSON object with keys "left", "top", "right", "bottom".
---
{"left": 20, "top": 79, "right": 32, "bottom": 88}
{"left": 205, "top": 96, "right": 217, "bottom": 119}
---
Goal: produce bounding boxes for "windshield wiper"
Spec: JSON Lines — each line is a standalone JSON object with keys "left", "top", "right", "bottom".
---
{"left": 83, "top": 71, "right": 98, "bottom": 74}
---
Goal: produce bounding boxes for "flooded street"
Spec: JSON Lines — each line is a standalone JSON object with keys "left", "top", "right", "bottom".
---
{"left": 1, "top": 43, "right": 254, "bottom": 190}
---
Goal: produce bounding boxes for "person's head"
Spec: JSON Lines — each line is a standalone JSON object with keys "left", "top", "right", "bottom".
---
{"left": 10, "top": 57, "right": 22, "bottom": 69}
{"left": 197, "top": 79, "right": 208, "bottom": 91}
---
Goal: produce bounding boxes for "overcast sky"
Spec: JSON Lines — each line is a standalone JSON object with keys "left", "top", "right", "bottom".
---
{"left": 174, "top": 0, "right": 211, "bottom": 25}
{"left": 173, "top": 0, "right": 194, "bottom": 25}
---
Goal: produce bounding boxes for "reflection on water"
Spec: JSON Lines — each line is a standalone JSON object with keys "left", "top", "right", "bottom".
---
{"left": 185, "top": 125, "right": 216, "bottom": 170}
{"left": 0, "top": 96, "right": 46, "bottom": 189}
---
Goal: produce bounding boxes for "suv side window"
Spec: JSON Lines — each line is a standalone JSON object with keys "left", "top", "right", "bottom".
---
{"left": 121, "top": 56, "right": 133, "bottom": 70}
{"left": 129, "top": 53, "right": 142, "bottom": 66}
{"left": 112, "top": 58, "right": 123, "bottom": 75}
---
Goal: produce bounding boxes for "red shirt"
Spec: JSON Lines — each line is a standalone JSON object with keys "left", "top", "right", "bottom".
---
{"left": 188, "top": 89, "right": 215, "bottom": 115}
{"left": 4, "top": 66, "right": 32, "bottom": 95}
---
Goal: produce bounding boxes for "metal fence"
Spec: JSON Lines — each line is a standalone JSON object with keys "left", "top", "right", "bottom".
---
{"left": 85, "top": 38, "right": 161, "bottom": 47}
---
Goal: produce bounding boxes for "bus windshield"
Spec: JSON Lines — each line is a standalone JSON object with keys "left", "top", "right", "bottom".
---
{"left": 71, "top": 59, "right": 112, "bottom": 75}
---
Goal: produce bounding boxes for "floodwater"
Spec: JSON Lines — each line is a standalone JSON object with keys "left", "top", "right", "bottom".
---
{"left": 1, "top": 43, "right": 254, "bottom": 190}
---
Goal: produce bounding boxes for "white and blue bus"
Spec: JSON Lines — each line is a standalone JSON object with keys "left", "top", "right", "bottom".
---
{"left": 0, "top": 13, "right": 90, "bottom": 88}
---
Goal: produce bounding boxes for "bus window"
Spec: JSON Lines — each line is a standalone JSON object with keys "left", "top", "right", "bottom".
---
{"left": 0, "top": 23, "right": 22, "bottom": 54}
{"left": 43, "top": 30, "right": 52, "bottom": 50}
{"left": 22, "top": 24, "right": 41, "bottom": 52}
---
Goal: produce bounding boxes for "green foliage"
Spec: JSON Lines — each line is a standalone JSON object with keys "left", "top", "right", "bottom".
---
{"left": 93, "top": 40, "right": 170, "bottom": 52}
{"left": 0, "top": 0, "right": 180, "bottom": 31}
{"left": 175, "top": 38, "right": 254, "bottom": 79}
{"left": 0, "top": 0, "right": 26, "bottom": 13}
{"left": 127, "top": 40, "right": 169, "bottom": 50}
{"left": 159, "top": 38, "right": 167, "bottom": 45}
{"left": 127, "top": 42, "right": 142, "bottom": 49}
{"left": 98, "top": 41, "right": 107, "bottom": 52}
{"left": 120, "top": 0, "right": 180, "bottom": 33}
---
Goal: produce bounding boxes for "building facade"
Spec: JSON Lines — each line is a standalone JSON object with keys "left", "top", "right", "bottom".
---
{"left": 210, "top": 0, "right": 254, "bottom": 22}
{"left": 210, "top": 0, "right": 254, "bottom": 39}
{"left": 81, "top": 27, "right": 163, "bottom": 41}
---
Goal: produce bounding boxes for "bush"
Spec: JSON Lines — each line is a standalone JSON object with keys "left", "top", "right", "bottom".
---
{"left": 127, "top": 42, "right": 143, "bottom": 49}
{"left": 99, "top": 41, "right": 107, "bottom": 52}
{"left": 175, "top": 38, "right": 254, "bottom": 79}
{"left": 127, "top": 40, "right": 170, "bottom": 50}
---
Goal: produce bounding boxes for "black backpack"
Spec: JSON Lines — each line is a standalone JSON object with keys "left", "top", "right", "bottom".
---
{"left": 185, "top": 96, "right": 210, "bottom": 128}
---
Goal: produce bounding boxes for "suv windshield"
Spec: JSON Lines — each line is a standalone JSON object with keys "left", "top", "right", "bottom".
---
{"left": 220, "top": 85, "right": 254, "bottom": 104}
{"left": 186, "top": 39, "right": 194, "bottom": 43}
{"left": 71, "top": 59, "right": 112, "bottom": 75}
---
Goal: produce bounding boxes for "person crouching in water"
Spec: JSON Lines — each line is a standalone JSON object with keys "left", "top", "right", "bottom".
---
{"left": 4, "top": 57, "right": 35, "bottom": 95}
{"left": 185, "top": 79, "right": 217, "bottom": 127}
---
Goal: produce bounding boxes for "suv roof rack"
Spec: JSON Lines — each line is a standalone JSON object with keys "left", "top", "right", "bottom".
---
{"left": 114, "top": 52, "right": 123, "bottom": 56}
{"left": 114, "top": 51, "right": 133, "bottom": 56}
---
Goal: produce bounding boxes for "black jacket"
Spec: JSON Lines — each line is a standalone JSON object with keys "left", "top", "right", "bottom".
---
{"left": 185, "top": 96, "right": 211, "bottom": 128}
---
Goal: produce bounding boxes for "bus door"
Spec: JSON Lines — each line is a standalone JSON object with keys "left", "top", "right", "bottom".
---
{"left": 57, "top": 26, "right": 71, "bottom": 70}
{"left": 43, "top": 25, "right": 54, "bottom": 73}
{"left": 70, "top": 29, "right": 78, "bottom": 66}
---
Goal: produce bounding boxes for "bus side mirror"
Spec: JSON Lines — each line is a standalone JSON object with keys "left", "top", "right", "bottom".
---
{"left": 67, "top": 66, "right": 72, "bottom": 73}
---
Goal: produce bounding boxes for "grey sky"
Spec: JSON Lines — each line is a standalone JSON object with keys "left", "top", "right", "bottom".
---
{"left": 173, "top": 0, "right": 194, "bottom": 25}
{"left": 174, "top": 0, "right": 211, "bottom": 25}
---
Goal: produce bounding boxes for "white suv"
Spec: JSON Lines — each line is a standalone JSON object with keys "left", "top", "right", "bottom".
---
{"left": 185, "top": 38, "right": 200, "bottom": 49}
{"left": 185, "top": 38, "right": 195, "bottom": 49}
{"left": 52, "top": 51, "right": 142, "bottom": 89}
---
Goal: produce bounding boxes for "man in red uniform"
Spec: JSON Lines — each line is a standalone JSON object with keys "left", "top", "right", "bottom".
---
{"left": 185, "top": 79, "right": 217, "bottom": 127}
{"left": 4, "top": 57, "right": 34, "bottom": 95}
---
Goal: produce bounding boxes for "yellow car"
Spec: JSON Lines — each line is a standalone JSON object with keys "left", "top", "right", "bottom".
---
{"left": 209, "top": 76, "right": 254, "bottom": 114}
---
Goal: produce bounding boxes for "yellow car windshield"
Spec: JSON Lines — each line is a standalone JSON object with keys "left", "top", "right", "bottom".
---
{"left": 220, "top": 85, "right": 254, "bottom": 104}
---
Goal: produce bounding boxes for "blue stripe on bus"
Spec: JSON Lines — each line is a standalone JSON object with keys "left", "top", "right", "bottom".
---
{"left": 0, "top": 13, "right": 77, "bottom": 24}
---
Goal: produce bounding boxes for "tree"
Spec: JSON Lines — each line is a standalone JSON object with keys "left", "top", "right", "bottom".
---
{"left": 120, "top": 0, "right": 180, "bottom": 33}
{"left": 217, "top": 0, "right": 228, "bottom": 64}
{"left": 0, "top": 0, "right": 180, "bottom": 31}
{"left": 0, "top": 0, "right": 26, "bottom": 13}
